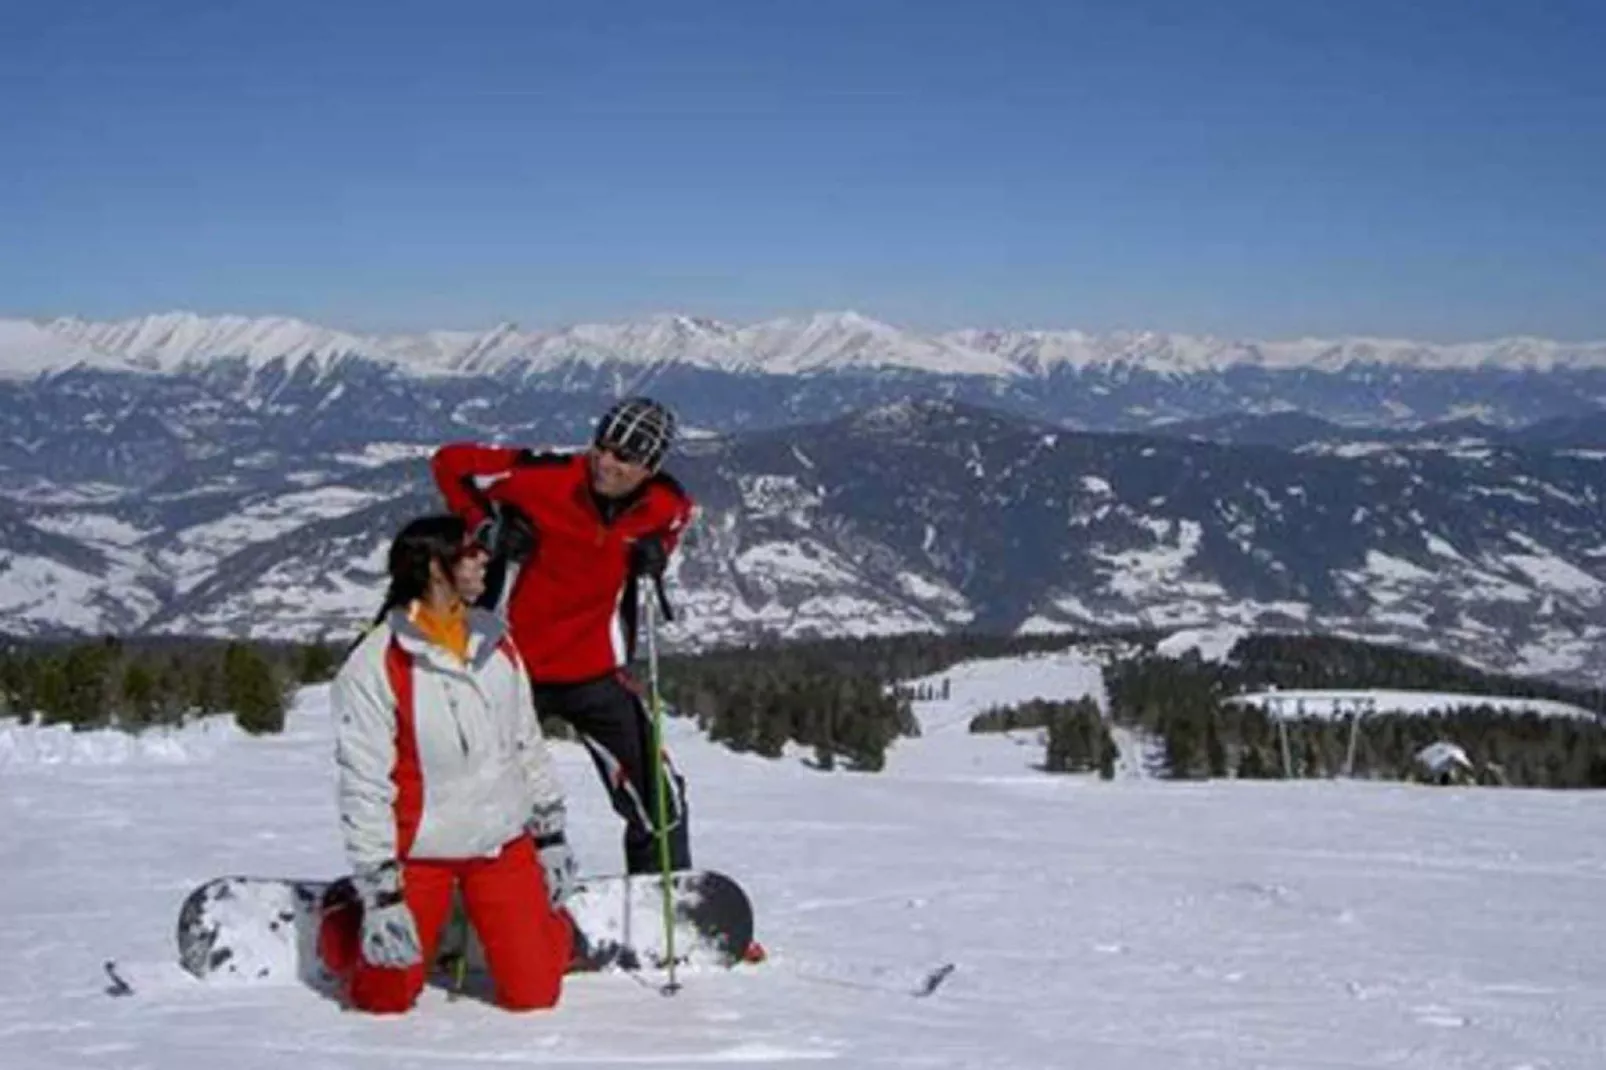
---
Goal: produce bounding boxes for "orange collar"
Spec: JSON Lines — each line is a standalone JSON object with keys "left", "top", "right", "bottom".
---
{"left": 410, "top": 599, "right": 470, "bottom": 664}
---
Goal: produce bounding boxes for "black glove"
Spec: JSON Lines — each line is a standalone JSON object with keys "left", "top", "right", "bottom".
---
{"left": 629, "top": 534, "right": 668, "bottom": 579}
{"left": 473, "top": 501, "right": 537, "bottom": 562}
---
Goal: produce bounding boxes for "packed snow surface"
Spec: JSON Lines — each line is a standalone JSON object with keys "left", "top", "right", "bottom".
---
{"left": 2, "top": 659, "right": 1604, "bottom": 1069}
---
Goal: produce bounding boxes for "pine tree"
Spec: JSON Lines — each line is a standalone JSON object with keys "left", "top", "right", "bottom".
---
{"left": 1300, "top": 733, "right": 1323, "bottom": 778}
{"left": 712, "top": 688, "right": 756, "bottom": 753}
{"left": 0, "top": 650, "right": 25, "bottom": 720}
{"left": 1044, "top": 708, "right": 1075, "bottom": 772}
{"left": 1097, "top": 723, "right": 1118, "bottom": 780}
{"left": 1163, "top": 714, "right": 1198, "bottom": 779}
{"left": 1205, "top": 713, "right": 1228, "bottom": 778}
{"left": 224, "top": 642, "right": 287, "bottom": 735}
{"left": 754, "top": 699, "right": 791, "bottom": 759}
{"left": 59, "top": 642, "right": 118, "bottom": 727}
{"left": 33, "top": 656, "right": 75, "bottom": 726}
{"left": 121, "top": 661, "right": 159, "bottom": 729}
{"left": 188, "top": 657, "right": 225, "bottom": 716}
{"left": 297, "top": 643, "right": 339, "bottom": 684}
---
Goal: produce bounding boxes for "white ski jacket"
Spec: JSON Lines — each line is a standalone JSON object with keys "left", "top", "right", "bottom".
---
{"left": 332, "top": 604, "right": 564, "bottom": 870}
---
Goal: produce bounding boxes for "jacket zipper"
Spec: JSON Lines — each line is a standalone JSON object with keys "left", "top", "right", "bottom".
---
{"left": 594, "top": 498, "right": 648, "bottom": 546}
{"left": 443, "top": 677, "right": 470, "bottom": 757}
{"left": 585, "top": 484, "right": 648, "bottom": 528}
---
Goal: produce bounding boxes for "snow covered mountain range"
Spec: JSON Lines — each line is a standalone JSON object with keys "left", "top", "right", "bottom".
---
{"left": 4, "top": 311, "right": 1606, "bottom": 436}
{"left": 13, "top": 309, "right": 1606, "bottom": 377}
{"left": 2, "top": 339, "right": 1603, "bottom": 685}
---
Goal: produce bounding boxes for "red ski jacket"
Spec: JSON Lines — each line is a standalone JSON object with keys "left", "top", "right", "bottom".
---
{"left": 431, "top": 444, "right": 695, "bottom": 685}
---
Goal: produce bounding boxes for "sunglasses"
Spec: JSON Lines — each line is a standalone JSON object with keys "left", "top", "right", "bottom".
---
{"left": 595, "top": 439, "right": 655, "bottom": 468}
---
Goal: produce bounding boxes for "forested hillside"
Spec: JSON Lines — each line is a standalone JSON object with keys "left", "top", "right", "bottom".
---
{"left": 4, "top": 628, "right": 1601, "bottom": 784}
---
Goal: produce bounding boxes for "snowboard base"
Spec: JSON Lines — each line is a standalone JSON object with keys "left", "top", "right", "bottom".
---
{"left": 175, "top": 869, "right": 754, "bottom": 988}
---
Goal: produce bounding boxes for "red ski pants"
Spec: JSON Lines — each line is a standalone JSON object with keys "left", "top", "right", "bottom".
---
{"left": 325, "top": 836, "right": 573, "bottom": 1013}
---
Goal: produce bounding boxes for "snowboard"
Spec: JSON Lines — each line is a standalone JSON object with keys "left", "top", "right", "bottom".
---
{"left": 175, "top": 869, "right": 754, "bottom": 987}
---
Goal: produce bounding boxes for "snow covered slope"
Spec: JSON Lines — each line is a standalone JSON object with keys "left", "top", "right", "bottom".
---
{"left": 1156, "top": 625, "right": 1250, "bottom": 661}
{"left": 0, "top": 712, "right": 244, "bottom": 766}
{"left": 4, "top": 683, "right": 1604, "bottom": 1069}
{"left": 884, "top": 647, "right": 1109, "bottom": 779}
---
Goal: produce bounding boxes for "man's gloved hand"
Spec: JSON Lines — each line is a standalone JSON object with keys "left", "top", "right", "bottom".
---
{"left": 352, "top": 860, "right": 422, "bottom": 969}
{"left": 629, "top": 534, "right": 667, "bottom": 580}
{"left": 472, "top": 501, "right": 537, "bottom": 562}
{"left": 527, "top": 800, "right": 578, "bottom": 908}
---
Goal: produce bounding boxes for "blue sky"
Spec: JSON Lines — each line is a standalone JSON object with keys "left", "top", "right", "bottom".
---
{"left": 3, "top": 0, "right": 1603, "bottom": 340}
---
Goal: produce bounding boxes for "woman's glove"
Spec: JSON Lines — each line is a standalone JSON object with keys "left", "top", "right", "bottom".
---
{"left": 528, "top": 801, "right": 578, "bottom": 908}
{"left": 352, "top": 860, "right": 422, "bottom": 969}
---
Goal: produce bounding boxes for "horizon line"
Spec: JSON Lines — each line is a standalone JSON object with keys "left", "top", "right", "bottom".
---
{"left": 6, "top": 307, "right": 1606, "bottom": 350}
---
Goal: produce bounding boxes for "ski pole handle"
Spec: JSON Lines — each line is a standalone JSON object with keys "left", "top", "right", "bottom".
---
{"left": 653, "top": 574, "right": 675, "bottom": 623}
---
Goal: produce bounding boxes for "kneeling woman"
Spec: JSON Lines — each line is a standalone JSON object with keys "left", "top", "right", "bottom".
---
{"left": 322, "top": 513, "right": 577, "bottom": 1013}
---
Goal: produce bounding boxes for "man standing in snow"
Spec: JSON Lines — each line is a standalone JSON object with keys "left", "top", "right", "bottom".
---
{"left": 430, "top": 396, "right": 696, "bottom": 876}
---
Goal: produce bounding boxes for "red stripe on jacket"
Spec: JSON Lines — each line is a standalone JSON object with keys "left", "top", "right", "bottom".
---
{"left": 384, "top": 638, "right": 424, "bottom": 858}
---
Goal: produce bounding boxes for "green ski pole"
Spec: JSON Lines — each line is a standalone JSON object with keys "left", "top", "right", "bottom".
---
{"left": 644, "top": 579, "right": 680, "bottom": 995}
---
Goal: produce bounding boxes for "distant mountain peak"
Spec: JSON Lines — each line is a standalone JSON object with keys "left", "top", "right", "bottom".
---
{"left": 42, "top": 311, "right": 370, "bottom": 375}
{"left": 6, "top": 310, "right": 1606, "bottom": 383}
{"left": 0, "top": 319, "right": 144, "bottom": 380}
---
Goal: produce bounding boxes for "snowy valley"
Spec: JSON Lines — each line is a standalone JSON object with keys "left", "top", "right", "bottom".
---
{"left": 3, "top": 379, "right": 1604, "bottom": 683}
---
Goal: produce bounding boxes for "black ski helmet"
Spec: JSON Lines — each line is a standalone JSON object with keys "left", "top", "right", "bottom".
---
{"left": 594, "top": 396, "right": 676, "bottom": 472}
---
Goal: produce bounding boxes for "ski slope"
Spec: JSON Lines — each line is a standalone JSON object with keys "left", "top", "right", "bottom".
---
{"left": 3, "top": 657, "right": 1605, "bottom": 1069}
{"left": 884, "top": 646, "right": 1109, "bottom": 778}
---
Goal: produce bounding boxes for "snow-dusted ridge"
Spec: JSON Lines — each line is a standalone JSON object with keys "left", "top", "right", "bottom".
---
{"left": 44, "top": 313, "right": 376, "bottom": 375}
{"left": 0, "top": 319, "right": 147, "bottom": 379}
{"left": 9, "top": 310, "right": 1606, "bottom": 380}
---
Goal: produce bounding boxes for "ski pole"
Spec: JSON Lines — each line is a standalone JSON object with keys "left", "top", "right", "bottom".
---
{"left": 643, "top": 587, "right": 680, "bottom": 995}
